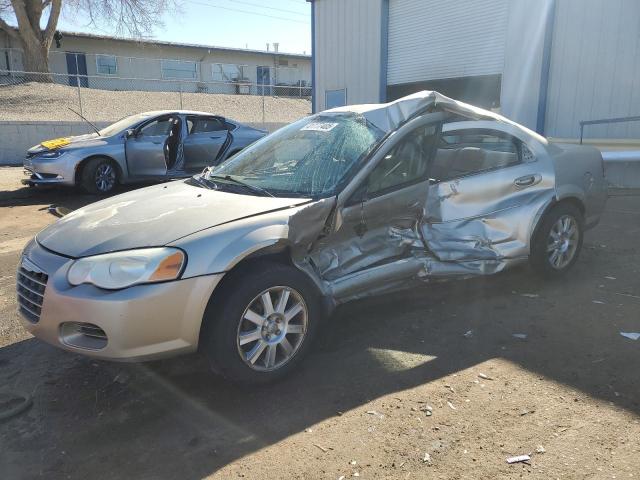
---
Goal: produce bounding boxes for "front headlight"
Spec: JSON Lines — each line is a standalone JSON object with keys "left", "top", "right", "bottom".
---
{"left": 67, "top": 248, "right": 186, "bottom": 290}
{"left": 37, "top": 150, "right": 66, "bottom": 159}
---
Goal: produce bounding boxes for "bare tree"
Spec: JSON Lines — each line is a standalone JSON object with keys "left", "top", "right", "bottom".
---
{"left": 0, "top": 0, "right": 177, "bottom": 75}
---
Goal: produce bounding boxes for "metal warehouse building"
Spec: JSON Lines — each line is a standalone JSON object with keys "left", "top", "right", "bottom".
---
{"left": 309, "top": 0, "right": 640, "bottom": 142}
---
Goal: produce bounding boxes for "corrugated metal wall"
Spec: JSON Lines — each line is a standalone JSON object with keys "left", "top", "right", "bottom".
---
{"left": 387, "top": 0, "right": 509, "bottom": 85}
{"left": 546, "top": 0, "right": 640, "bottom": 139}
{"left": 313, "top": 0, "right": 384, "bottom": 111}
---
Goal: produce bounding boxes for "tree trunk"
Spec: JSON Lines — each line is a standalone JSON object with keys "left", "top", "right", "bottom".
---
{"left": 19, "top": 37, "right": 52, "bottom": 81}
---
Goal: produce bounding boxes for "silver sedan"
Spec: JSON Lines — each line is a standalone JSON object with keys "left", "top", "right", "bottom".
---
{"left": 22, "top": 110, "right": 268, "bottom": 193}
{"left": 17, "top": 91, "right": 607, "bottom": 385}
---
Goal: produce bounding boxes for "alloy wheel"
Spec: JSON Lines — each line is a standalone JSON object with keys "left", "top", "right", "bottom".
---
{"left": 546, "top": 214, "right": 579, "bottom": 269}
{"left": 236, "top": 286, "right": 308, "bottom": 372}
{"left": 94, "top": 163, "right": 116, "bottom": 192}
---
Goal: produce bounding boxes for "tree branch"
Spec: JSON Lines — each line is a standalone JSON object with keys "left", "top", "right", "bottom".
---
{"left": 10, "top": 0, "right": 39, "bottom": 44}
{"left": 43, "top": 0, "right": 61, "bottom": 45}
{"left": 0, "top": 15, "right": 19, "bottom": 40}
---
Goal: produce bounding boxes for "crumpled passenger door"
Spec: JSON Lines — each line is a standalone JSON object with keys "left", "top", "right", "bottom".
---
{"left": 423, "top": 125, "right": 555, "bottom": 265}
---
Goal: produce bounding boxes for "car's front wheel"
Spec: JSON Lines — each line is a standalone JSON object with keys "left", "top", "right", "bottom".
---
{"left": 80, "top": 157, "right": 118, "bottom": 194}
{"left": 201, "top": 263, "right": 321, "bottom": 385}
{"left": 530, "top": 203, "right": 584, "bottom": 277}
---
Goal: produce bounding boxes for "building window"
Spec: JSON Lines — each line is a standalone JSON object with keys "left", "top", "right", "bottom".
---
{"left": 96, "top": 55, "right": 117, "bottom": 75}
{"left": 161, "top": 60, "right": 198, "bottom": 80}
{"left": 212, "top": 63, "right": 246, "bottom": 82}
{"left": 325, "top": 89, "right": 346, "bottom": 109}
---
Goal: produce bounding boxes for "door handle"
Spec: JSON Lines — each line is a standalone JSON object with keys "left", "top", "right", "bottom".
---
{"left": 514, "top": 174, "right": 541, "bottom": 188}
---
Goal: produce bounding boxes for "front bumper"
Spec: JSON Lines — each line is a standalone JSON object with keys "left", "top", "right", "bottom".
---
{"left": 18, "top": 240, "right": 224, "bottom": 362}
{"left": 21, "top": 168, "right": 69, "bottom": 186}
{"left": 22, "top": 154, "right": 77, "bottom": 187}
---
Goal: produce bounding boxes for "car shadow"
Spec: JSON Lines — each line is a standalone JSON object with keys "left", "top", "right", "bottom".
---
{"left": 1, "top": 233, "right": 639, "bottom": 479}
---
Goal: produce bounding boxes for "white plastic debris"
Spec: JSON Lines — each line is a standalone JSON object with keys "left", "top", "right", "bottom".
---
{"left": 478, "top": 373, "right": 493, "bottom": 380}
{"left": 536, "top": 445, "right": 546, "bottom": 454}
{"left": 592, "top": 300, "right": 606, "bottom": 304}
{"left": 520, "top": 293, "right": 539, "bottom": 298}
{"left": 620, "top": 332, "right": 640, "bottom": 341}
{"left": 463, "top": 330, "right": 473, "bottom": 338}
{"left": 605, "top": 276, "right": 616, "bottom": 280}
{"left": 423, "top": 452, "right": 432, "bottom": 464}
{"left": 447, "top": 401, "right": 457, "bottom": 410}
{"left": 512, "top": 333, "right": 527, "bottom": 340}
{"left": 506, "top": 454, "right": 531, "bottom": 464}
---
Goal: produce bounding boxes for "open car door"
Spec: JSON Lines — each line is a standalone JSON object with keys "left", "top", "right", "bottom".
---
{"left": 125, "top": 115, "right": 179, "bottom": 177}
{"left": 183, "top": 116, "right": 230, "bottom": 172}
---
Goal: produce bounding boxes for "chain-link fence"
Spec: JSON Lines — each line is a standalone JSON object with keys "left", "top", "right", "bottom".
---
{"left": 0, "top": 69, "right": 312, "bottom": 164}
{"left": 0, "top": 69, "right": 311, "bottom": 127}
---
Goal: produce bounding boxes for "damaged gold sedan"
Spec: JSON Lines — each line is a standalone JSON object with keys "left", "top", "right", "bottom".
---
{"left": 17, "top": 91, "right": 607, "bottom": 384}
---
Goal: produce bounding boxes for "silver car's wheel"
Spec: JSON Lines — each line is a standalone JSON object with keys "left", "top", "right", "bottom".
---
{"left": 530, "top": 203, "right": 584, "bottom": 277}
{"left": 80, "top": 157, "right": 118, "bottom": 194}
{"left": 546, "top": 215, "right": 580, "bottom": 269}
{"left": 202, "top": 262, "right": 320, "bottom": 385}
{"left": 237, "top": 286, "right": 308, "bottom": 372}
{"left": 95, "top": 163, "right": 116, "bottom": 192}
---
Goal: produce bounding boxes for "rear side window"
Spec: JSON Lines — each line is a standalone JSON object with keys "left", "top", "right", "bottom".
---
{"left": 431, "top": 129, "right": 521, "bottom": 182}
{"left": 188, "top": 117, "right": 226, "bottom": 134}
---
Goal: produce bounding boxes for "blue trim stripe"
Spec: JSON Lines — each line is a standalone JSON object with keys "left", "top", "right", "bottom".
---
{"left": 379, "top": 0, "right": 389, "bottom": 103}
{"left": 536, "top": 0, "right": 556, "bottom": 135}
{"left": 310, "top": 0, "right": 317, "bottom": 113}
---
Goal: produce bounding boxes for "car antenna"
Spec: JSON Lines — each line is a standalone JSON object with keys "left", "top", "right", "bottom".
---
{"left": 67, "top": 107, "right": 101, "bottom": 136}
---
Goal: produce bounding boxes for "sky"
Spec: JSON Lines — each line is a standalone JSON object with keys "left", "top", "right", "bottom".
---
{"left": 57, "top": 0, "right": 312, "bottom": 55}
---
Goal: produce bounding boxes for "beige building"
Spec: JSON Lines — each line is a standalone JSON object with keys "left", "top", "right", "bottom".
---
{"left": 1, "top": 30, "right": 311, "bottom": 93}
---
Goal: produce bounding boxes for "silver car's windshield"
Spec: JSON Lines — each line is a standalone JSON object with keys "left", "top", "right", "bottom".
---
{"left": 208, "top": 113, "right": 385, "bottom": 197}
{"left": 99, "top": 113, "right": 155, "bottom": 137}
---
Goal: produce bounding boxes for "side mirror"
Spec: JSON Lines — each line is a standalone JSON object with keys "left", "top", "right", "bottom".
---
{"left": 125, "top": 129, "right": 136, "bottom": 139}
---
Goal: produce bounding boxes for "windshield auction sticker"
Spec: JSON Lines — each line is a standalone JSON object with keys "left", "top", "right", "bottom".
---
{"left": 301, "top": 122, "right": 339, "bottom": 132}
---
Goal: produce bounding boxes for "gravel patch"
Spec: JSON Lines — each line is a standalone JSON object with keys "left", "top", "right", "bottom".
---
{"left": 0, "top": 82, "right": 312, "bottom": 124}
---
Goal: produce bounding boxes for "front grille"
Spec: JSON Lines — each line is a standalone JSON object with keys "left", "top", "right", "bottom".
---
{"left": 16, "top": 262, "right": 48, "bottom": 323}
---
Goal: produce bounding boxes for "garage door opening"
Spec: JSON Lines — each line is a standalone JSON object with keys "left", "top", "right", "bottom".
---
{"left": 386, "top": 74, "right": 502, "bottom": 110}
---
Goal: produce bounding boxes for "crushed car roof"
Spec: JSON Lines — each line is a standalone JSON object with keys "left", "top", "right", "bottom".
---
{"left": 326, "top": 90, "right": 545, "bottom": 142}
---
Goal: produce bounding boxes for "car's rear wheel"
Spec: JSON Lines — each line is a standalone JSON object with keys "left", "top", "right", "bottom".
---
{"left": 80, "top": 157, "right": 118, "bottom": 194}
{"left": 530, "top": 203, "right": 584, "bottom": 277}
{"left": 201, "top": 263, "right": 321, "bottom": 385}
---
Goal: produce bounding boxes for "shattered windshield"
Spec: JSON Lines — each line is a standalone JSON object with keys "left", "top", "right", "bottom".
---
{"left": 208, "top": 113, "right": 385, "bottom": 197}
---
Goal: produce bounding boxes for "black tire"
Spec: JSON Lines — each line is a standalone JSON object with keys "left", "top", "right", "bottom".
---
{"left": 201, "top": 262, "right": 322, "bottom": 385}
{"left": 530, "top": 203, "right": 584, "bottom": 277}
{"left": 79, "top": 157, "right": 118, "bottom": 194}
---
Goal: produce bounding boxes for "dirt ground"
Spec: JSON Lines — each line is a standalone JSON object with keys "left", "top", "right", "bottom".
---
{"left": 1, "top": 166, "right": 639, "bottom": 480}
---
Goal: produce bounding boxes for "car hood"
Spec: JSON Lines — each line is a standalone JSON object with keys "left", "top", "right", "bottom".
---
{"left": 36, "top": 180, "right": 310, "bottom": 257}
{"left": 28, "top": 133, "right": 110, "bottom": 154}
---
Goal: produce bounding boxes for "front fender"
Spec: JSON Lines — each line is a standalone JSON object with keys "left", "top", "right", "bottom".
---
{"left": 170, "top": 206, "right": 305, "bottom": 279}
